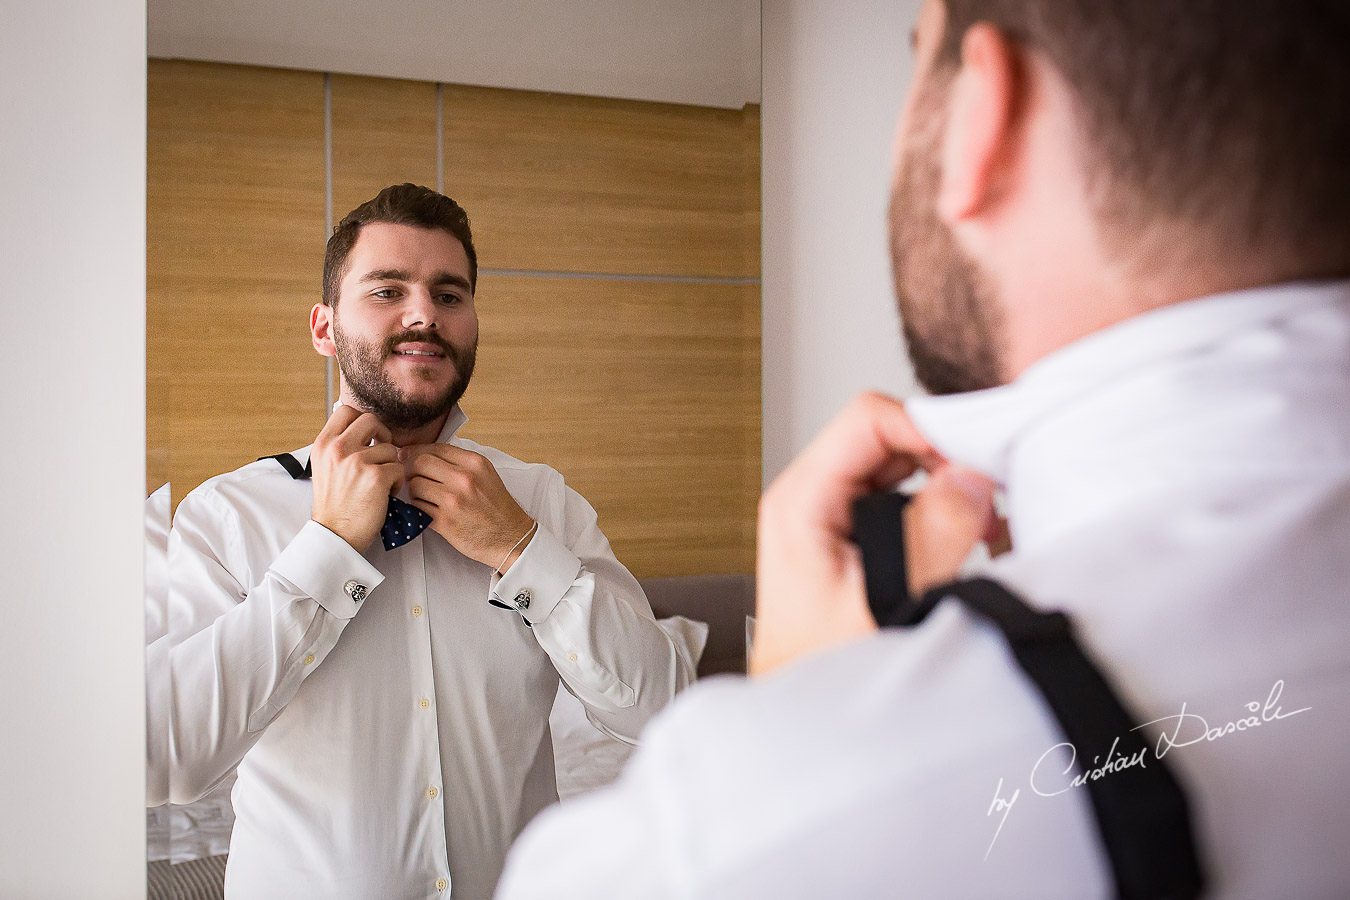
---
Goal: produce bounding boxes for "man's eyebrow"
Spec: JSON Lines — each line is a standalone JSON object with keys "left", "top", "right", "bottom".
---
{"left": 359, "top": 268, "right": 414, "bottom": 284}
{"left": 428, "top": 271, "right": 473, "bottom": 291}
{"left": 358, "top": 268, "right": 472, "bottom": 291}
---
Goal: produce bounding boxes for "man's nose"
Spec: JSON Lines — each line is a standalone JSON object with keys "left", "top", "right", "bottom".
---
{"left": 401, "top": 289, "right": 439, "bottom": 330}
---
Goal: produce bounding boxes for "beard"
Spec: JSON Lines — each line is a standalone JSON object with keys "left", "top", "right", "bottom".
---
{"left": 888, "top": 76, "right": 1005, "bottom": 395}
{"left": 332, "top": 317, "right": 477, "bottom": 431}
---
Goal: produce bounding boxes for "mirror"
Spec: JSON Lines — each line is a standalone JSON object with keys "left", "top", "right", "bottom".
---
{"left": 147, "top": 1, "right": 762, "bottom": 896}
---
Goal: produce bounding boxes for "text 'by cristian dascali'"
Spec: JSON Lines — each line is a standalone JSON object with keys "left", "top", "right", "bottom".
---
{"left": 983, "top": 679, "right": 1311, "bottom": 860}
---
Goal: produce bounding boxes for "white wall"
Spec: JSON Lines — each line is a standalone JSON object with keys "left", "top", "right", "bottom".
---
{"left": 761, "top": 0, "right": 925, "bottom": 483}
{"left": 149, "top": 0, "right": 761, "bottom": 110}
{"left": 0, "top": 1, "right": 147, "bottom": 896}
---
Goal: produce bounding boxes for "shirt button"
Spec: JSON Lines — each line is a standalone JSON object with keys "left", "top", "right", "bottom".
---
{"left": 419, "top": 697, "right": 431, "bottom": 710}
{"left": 411, "top": 605, "right": 424, "bottom": 617}
{"left": 303, "top": 654, "right": 316, "bottom": 665}
{"left": 427, "top": 786, "right": 439, "bottom": 800}
{"left": 435, "top": 878, "right": 449, "bottom": 892}
{"left": 567, "top": 652, "right": 578, "bottom": 663}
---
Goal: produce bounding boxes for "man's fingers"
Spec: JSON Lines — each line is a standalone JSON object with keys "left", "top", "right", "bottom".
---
{"left": 400, "top": 443, "right": 482, "bottom": 468}
{"left": 355, "top": 441, "right": 399, "bottom": 462}
{"left": 317, "top": 403, "right": 362, "bottom": 443}
{"left": 350, "top": 450, "right": 403, "bottom": 494}
{"left": 406, "top": 475, "right": 442, "bottom": 505}
{"left": 404, "top": 451, "right": 456, "bottom": 483}
{"left": 339, "top": 413, "right": 393, "bottom": 452}
{"left": 903, "top": 465, "right": 996, "bottom": 596}
{"left": 406, "top": 489, "right": 439, "bottom": 515}
{"left": 785, "top": 392, "right": 945, "bottom": 533}
{"left": 373, "top": 459, "right": 405, "bottom": 491}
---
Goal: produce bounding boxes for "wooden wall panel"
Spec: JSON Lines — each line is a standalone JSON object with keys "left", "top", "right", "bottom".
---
{"left": 461, "top": 276, "right": 761, "bottom": 578}
{"left": 740, "top": 104, "right": 763, "bottom": 278}
{"left": 330, "top": 75, "right": 439, "bottom": 225}
{"left": 441, "top": 85, "right": 760, "bottom": 278}
{"left": 147, "top": 60, "right": 327, "bottom": 502}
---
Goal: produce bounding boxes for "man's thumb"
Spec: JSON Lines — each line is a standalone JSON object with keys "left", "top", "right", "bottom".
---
{"left": 904, "top": 465, "right": 996, "bottom": 596}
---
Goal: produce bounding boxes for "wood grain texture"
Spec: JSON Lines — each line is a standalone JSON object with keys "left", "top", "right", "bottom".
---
{"left": 147, "top": 60, "right": 327, "bottom": 504}
{"left": 441, "top": 85, "right": 761, "bottom": 279}
{"left": 740, "top": 104, "right": 763, "bottom": 277}
{"left": 460, "top": 275, "right": 761, "bottom": 578}
{"left": 330, "top": 74, "right": 439, "bottom": 227}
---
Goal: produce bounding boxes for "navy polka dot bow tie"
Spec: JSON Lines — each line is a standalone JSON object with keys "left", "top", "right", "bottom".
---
{"left": 263, "top": 452, "right": 432, "bottom": 551}
{"left": 382, "top": 497, "right": 433, "bottom": 551}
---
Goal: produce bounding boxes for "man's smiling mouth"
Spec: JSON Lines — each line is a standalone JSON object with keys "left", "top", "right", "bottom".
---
{"left": 391, "top": 341, "right": 448, "bottom": 359}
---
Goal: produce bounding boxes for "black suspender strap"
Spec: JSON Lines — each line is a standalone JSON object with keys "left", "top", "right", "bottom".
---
{"left": 853, "top": 492, "right": 913, "bottom": 626}
{"left": 261, "top": 452, "right": 312, "bottom": 480}
{"left": 889, "top": 578, "right": 1207, "bottom": 900}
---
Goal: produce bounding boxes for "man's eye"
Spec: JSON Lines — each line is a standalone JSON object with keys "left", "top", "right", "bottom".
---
{"left": 438, "top": 293, "right": 463, "bottom": 305}
{"left": 372, "top": 288, "right": 399, "bottom": 299}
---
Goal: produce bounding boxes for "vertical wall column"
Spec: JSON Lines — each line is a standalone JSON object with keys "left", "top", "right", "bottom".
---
{"left": 760, "top": 0, "right": 924, "bottom": 484}
{"left": 0, "top": 2, "right": 147, "bottom": 896}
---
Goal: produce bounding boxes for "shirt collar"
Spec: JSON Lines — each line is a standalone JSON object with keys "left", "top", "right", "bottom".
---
{"left": 436, "top": 404, "right": 469, "bottom": 443}
{"left": 904, "top": 280, "right": 1350, "bottom": 486}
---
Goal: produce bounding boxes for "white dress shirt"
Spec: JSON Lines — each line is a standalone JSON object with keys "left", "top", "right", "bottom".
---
{"left": 497, "top": 281, "right": 1350, "bottom": 899}
{"left": 146, "top": 406, "right": 692, "bottom": 900}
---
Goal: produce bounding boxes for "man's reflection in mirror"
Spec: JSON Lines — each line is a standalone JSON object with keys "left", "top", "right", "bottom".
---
{"left": 146, "top": 184, "right": 694, "bottom": 900}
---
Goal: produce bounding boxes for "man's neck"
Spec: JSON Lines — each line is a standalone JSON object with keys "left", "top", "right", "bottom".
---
{"left": 335, "top": 390, "right": 452, "bottom": 448}
{"left": 999, "top": 258, "right": 1317, "bottom": 382}
{"left": 385, "top": 415, "right": 451, "bottom": 448}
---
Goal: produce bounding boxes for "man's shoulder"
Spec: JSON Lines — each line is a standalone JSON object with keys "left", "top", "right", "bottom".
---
{"left": 614, "top": 626, "right": 1102, "bottom": 892}
{"left": 174, "top": 446, "right": 315, "bottom": 523}
{"left": 647, "top": 616, "right": 1058, "bottom": 775}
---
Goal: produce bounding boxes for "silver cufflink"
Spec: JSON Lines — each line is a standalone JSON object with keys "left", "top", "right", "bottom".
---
{"left": 512, "top": 589, "right": 531, "bottom": 611}
{"left": 344, "top": 580, "right": 369, "bottom": 602}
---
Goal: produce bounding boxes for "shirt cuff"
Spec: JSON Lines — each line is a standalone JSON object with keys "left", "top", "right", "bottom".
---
{"left": 491, "top": 524, "right": 581, "bottom": 624}
{"left": 270, "top": 520, "right": 385, "bottom": 620}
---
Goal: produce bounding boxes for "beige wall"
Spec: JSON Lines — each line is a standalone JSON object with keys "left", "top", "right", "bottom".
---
{"left": 148, "top": 59, "right": 761, "bottom": 577}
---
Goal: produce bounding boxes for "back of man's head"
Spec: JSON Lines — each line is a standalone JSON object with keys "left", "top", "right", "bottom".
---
{"left": 323, "top": 183, "right": 478, "bottom": 306}
{"left": 935, "top": 0, "right": 1350, "bottom": 280}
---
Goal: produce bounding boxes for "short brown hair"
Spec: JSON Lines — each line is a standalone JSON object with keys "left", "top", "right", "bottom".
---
{"left": 935, "top": 0, "right": 1350, "bottom": 277}
{"left": 323, "top": 183, "right": 478, "bottom": 306}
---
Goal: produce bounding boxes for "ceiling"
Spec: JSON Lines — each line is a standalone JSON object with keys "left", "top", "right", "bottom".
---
{"left": 148, "top": 0, "right": 762, "bottom": 109}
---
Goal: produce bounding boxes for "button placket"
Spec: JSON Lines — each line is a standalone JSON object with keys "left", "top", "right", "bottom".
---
{"left": 400, "top": 524, "right": 455, "bottom": 893}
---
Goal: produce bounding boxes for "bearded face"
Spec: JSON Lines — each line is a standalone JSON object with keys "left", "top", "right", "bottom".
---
{"left": 888, "top": 72, "right": 1006, "bottom": 395}
{"left": 332, "top": 316, "right": 477, "bottom": 431}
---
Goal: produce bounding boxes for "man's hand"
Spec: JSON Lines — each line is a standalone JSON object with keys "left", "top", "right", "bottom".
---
{"left": 402, "top": 444, "right": 536, "bottom": 572}
{"left": 310, "top": 405, "right": 404, "bottom": 551}
{"left": 749, "top": 392, "right": 997, "bottom": 676}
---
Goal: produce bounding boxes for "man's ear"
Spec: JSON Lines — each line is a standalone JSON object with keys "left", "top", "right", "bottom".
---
{"left": 937, "top": 23, "right": 1021, "bottom": 225}
{"left": 310, "top": 302, "right": 337, "bottom": 357}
